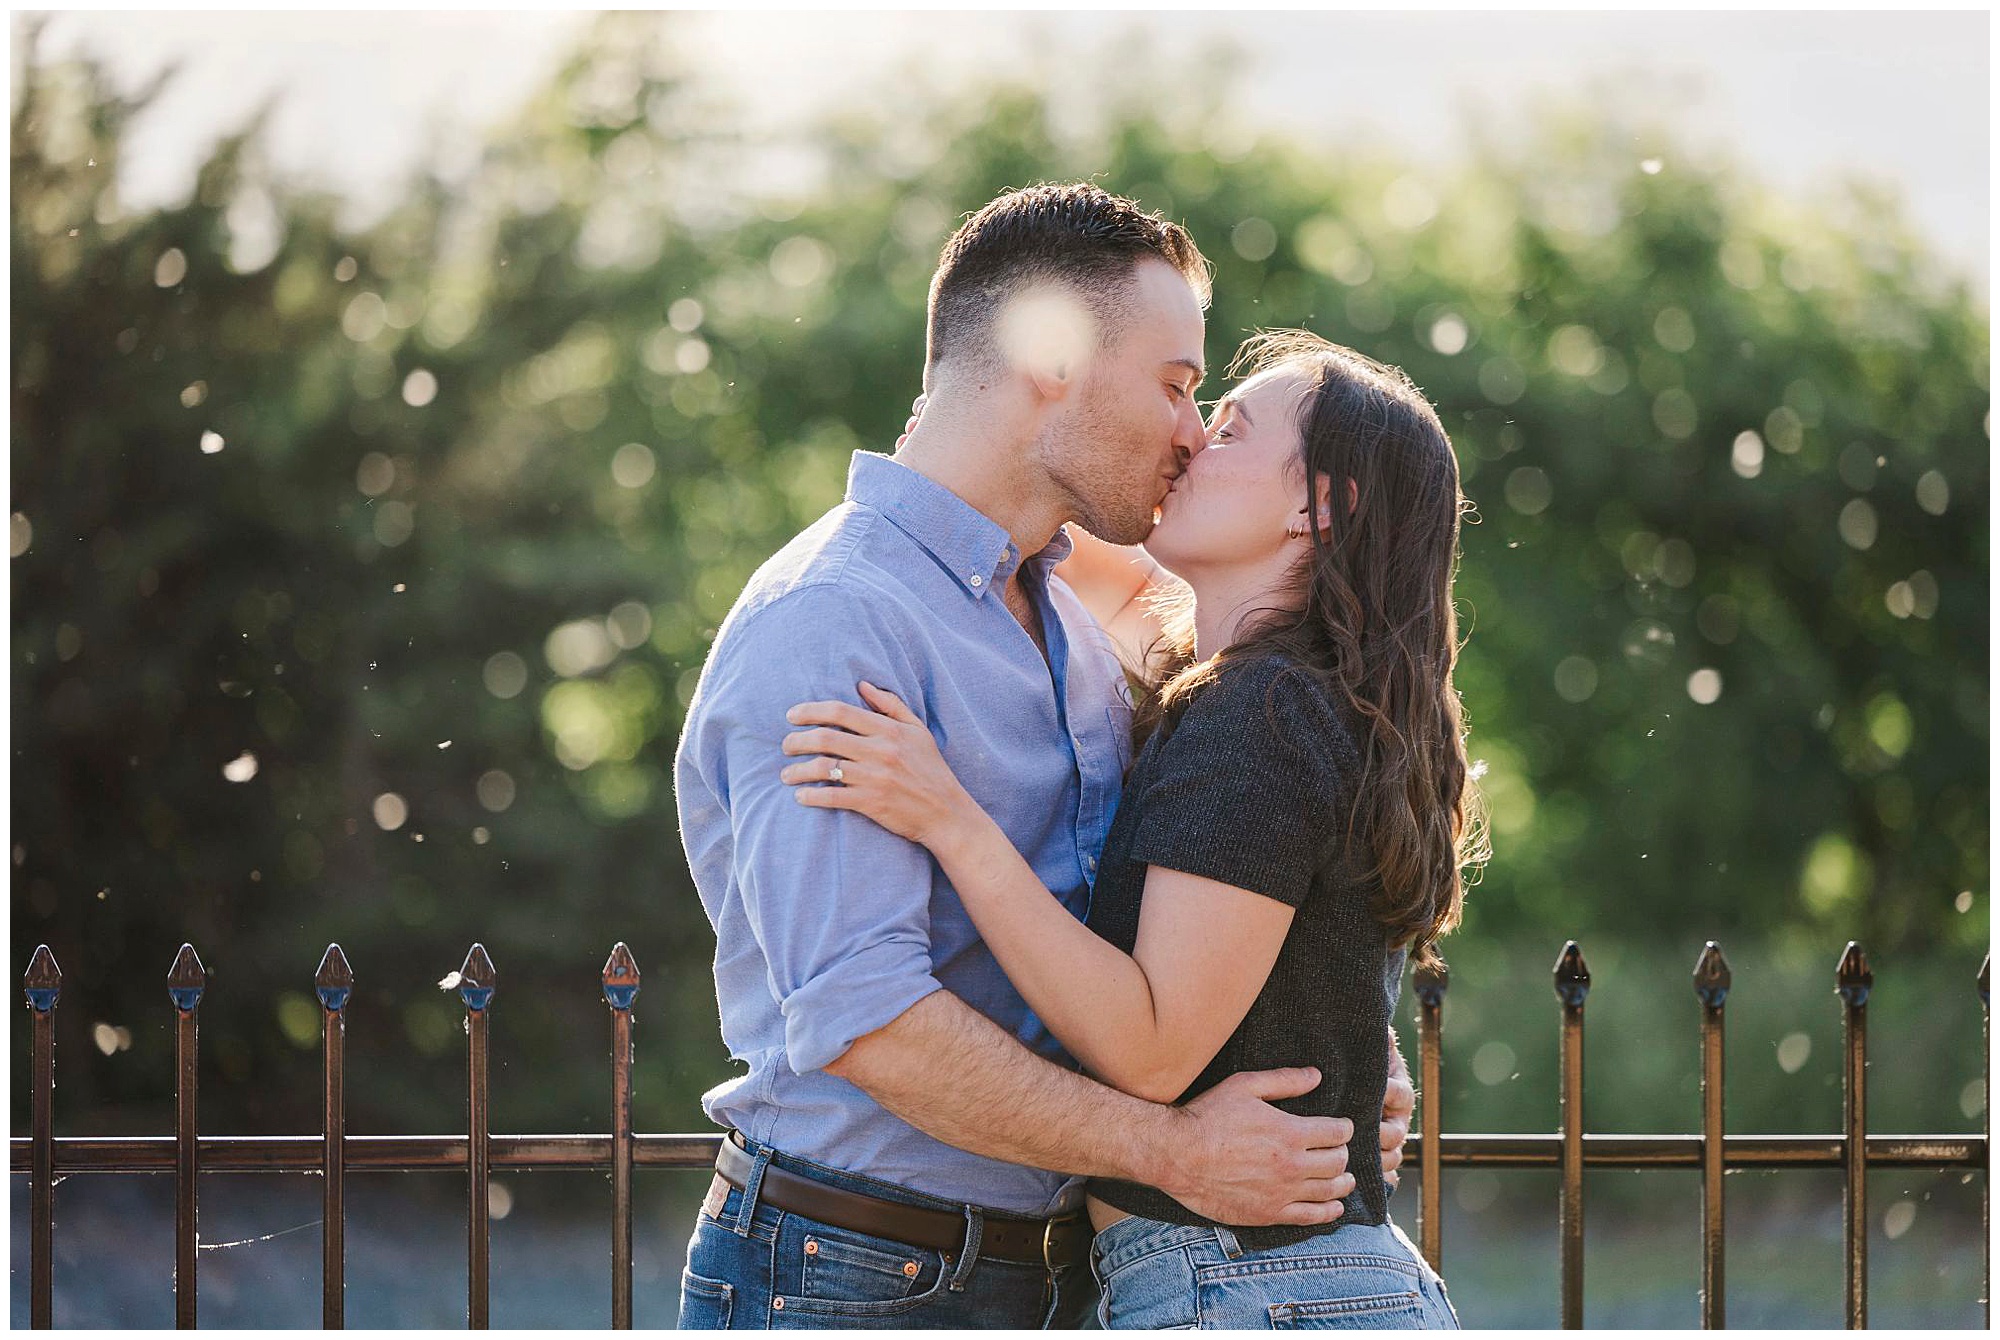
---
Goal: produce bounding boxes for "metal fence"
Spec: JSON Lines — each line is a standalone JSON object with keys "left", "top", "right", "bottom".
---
{"left": 11, "top": 938, "right": 1989, "bottom": 1329}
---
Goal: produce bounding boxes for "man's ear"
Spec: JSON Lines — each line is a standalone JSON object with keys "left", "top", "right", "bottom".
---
{"left": 1026, "top": 361, "right": 1073, "bottom": 405}
{"left": 997, "top": 285, "right": 1095, "bottom": 405}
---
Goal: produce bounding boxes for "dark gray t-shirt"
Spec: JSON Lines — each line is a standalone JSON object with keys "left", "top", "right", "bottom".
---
{"left": 1085, "top": 651, "right": 1406, "bottom": 1250}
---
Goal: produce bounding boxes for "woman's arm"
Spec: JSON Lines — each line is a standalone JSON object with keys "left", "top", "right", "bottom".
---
{"left": 937, "top": 809, "right": 1295, "bottom": 1101}
{"left": 1050, "top": 526, "right": 1181, "bottom": 674}
{"left": 782, "top": 684, "right": 1293, "bottom": 1102}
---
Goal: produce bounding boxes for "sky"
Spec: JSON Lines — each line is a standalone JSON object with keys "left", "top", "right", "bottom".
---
{"left": 19, "top": 9, "right": 1990, "bottom": 294}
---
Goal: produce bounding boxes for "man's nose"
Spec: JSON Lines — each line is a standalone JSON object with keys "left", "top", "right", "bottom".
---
{"left": 1174, "top": 403, "right": 1206, "bottom": 469}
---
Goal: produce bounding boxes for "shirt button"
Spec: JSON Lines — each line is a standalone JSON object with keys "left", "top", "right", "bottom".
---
{"left": 969, "top": 575, "right": 983, "bottom": 588}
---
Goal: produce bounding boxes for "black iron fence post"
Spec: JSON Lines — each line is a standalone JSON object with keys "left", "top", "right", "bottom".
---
{"left": 1413, "top": 960, "right": 1447, "bottom": 1273}
{"left": 167, "top": 944, "right": 207, "bottom": 1330}
{"left": 25, "top": 945, "right": 60, "bottom": 1330}
{"left": 1836, "top": 941, "right": 1872, "bottom": 1329}
{"left": 317, "top": 944, "right": 353, "bottom": 1329}
{"left": 603, "top": 943, "right": 640, "bottom": 1330}
{"left": 457, "top": 944, "right": 496, "bottom": 1330}
{"left": 1554, "top": 941, "right": 1591, "bottom": 1329}
{"left": 1694, "top": 942, "right": 1730, "bottom": 1329}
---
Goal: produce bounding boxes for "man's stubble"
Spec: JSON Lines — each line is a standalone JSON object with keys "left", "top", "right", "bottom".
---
{"left": 1033, "top": 379, "right": 1160, "bottom": 548}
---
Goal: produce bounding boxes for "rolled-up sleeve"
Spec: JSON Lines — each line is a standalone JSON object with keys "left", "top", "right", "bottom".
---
{"left": 693, "top": 586, "right": 943, "bottom": 1074}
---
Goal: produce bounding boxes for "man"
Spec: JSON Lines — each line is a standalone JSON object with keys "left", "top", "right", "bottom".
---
{"left": 673, "top": 183, "right": 1412, "bottom": 1329}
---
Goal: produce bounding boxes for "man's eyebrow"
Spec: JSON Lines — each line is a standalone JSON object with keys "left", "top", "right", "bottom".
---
{"left": 1166, "top": 357, "right": 1205, "bottom": 388}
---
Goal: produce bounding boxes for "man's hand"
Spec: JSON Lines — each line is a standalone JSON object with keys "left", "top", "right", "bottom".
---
{"left": 1382, "top": 1030, "right": 1415, "bottom": 1191}
{"left": 1156, "top": 1067, "right": 1356, "bottom": 1227}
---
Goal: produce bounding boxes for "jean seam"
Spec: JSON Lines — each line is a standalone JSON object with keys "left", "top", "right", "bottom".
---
{"left": 1268, "top": 1290, "right": 1423, "bottom": 1322}
{"left": 1195, "top": 1251, "right": 1425, "bottom": 1283}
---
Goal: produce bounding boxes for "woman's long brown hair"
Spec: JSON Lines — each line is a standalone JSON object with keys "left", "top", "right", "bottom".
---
{"left": 1130, "top": 330, "right": 1488, "bottom": 971}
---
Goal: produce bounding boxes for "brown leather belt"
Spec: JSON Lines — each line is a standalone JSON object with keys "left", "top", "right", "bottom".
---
{"left": 714, "top": 1131, "right": 1090, "bottom": 1270}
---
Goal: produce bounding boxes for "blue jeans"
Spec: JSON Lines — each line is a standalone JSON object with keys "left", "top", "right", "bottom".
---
{"left": 1089, "top": 1214, "right": 1461, "bottom": 1330}
{"left": 677, "top": 1137, "right": 1098, "bottom": 1329}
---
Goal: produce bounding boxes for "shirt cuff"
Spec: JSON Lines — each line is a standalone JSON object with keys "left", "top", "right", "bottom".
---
{"left": 780, "top": 940, "right": 946, "bottom": 1075}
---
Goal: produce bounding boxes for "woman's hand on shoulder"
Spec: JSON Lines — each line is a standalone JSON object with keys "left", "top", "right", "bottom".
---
{"left": 780, "top": 682, "right": 981, "bottom": 852}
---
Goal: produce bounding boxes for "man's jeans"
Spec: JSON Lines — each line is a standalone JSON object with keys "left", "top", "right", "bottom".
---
{"left": 677, "top": 1136, "right": 1097, "bottom": 1329}
{"left": 1089, "top": 1214, "right": 1461, "bottom": 1329}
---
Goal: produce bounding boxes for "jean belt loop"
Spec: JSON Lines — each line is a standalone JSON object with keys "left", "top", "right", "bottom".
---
{"left": 1214, "top": 1225, "right": 1245, "bottom": 1260}
{"left": 731, "top": 1144, "right": 775, "bottom": 1238}
{"left": 947, "top": 1204, "right": 984, "bottom": 1292}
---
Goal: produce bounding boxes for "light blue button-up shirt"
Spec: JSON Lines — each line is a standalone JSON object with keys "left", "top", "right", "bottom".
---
{"left": 674, "top": 451, "right": 1133, "bottom": 1215}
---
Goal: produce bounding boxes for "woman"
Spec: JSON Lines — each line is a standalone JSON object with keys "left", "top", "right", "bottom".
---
{"left": 779, "top": 330, "right": 1484, "bottom": 1328}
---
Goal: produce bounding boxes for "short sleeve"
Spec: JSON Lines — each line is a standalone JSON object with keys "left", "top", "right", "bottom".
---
{"left": 683, "top": 585, "right": 945, "bottom": 1074}
{"left": 1125, "top": 658, "right": 1352, "bottom": 909}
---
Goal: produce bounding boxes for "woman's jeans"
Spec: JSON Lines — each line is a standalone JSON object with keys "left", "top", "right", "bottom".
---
{"left": 1089, "top": 1214, "right": 1461, "bottom": 1330}
{"left": 677, "top": 1136, "right": 1095, "bottom": 1329}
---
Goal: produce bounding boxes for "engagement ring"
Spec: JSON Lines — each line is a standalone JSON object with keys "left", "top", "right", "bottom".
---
{"left": 829, "top": 764, "right": 844, "bottom": 784}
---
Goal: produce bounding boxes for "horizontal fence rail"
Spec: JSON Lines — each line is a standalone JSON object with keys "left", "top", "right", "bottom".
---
{"left": 12, "top": 940, "right": 1989, "bottom": 1329}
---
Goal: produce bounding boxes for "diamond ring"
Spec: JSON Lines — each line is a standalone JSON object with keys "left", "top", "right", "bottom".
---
{"left": 829, "top": 764, "right": 844, "bottom": 784}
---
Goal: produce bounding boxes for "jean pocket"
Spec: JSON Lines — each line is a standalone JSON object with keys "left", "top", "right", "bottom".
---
{"left": 677, "top": 1271, "right": 734, "bottom": 1329}
{"left": 776, "top": 1219, "right": 950, "bottom": 1321}
{"left": 1268, "top": 1291, "right": 1427, "bottom": 1329}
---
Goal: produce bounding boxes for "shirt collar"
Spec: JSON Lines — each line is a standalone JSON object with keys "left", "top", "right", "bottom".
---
{"left": 846, "top": 451, "right": 1069, "bottom": 599}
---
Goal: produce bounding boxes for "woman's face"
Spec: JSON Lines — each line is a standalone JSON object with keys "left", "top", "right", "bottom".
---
{"left": 1144, "top": 363, "right": 1314, "bottom": 576}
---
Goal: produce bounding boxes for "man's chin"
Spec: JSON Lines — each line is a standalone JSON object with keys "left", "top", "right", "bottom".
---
{"left": 1071, "top": 511, "right": 1156, "bottom": 548}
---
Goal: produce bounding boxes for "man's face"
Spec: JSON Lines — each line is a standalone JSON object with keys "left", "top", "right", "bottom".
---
{"left": 1038, "top": 257, "right": 1208, "bottom": 546}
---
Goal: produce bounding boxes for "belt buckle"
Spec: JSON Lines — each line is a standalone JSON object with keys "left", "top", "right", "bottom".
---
{"left": 1042, "top": 1218, "right": 1060, "bottom": 1273}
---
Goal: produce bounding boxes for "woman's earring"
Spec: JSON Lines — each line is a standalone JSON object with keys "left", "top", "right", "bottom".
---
{"left": 1285, "top": 520, "right": 1309, "bottom": 539}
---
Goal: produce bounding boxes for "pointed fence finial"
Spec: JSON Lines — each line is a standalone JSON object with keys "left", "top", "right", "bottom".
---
{"left": 1553, "top": 940, "right": 1591, "bottom": 1008}
{"left": 1412, "top": 960, "right": 1448, "bottom": 1010}
{"left": 602, "top": 942, "right": 641, "bottom": 1011}
{"left": 1835, "top": 941, "right": 1872, "bottom": 1008}
{"left": 458, "top": 943, "right": 496, "bottom": 1012}
{"left": 315, "top": 943, "right": 354, "bottom": 1012}
{"left": 24, "top": 945, "right": 61, "bottom": 1012}
{"left": 1693, "top": 941, "right": 1731, "bottom": 1008}
{"left": 167, "top": 943, "right": 207, "bottom": 1011}
{"left": 1977, "top": 953, "right": 1988, "bottom": 1008}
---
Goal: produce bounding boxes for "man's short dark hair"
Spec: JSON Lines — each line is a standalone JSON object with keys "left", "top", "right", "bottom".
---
{"left": 926, "top": 183, "right": 1212, "bottom": 371}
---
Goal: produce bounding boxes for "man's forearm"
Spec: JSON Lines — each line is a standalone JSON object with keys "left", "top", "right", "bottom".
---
{"left": 825, "top": 988, "right": 1184, "bottom": 1190}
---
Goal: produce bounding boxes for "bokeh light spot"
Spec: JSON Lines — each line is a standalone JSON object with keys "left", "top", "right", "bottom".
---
{"left": 373, "top": 793, "right": 409, "bottom": 831}
{"left": 1231, "top": 217, "right": 1277, "bottom": 262}
{"left": 153, "top": 247, "right": 187, "bottom": 288}
{"left": 668, "top": 297, "right": 704, "bottom": 332}
{"left": 1503, "top": 466, "right": 1551, "bottom": 515}
{"left": 477, "top": 770, "right": 517, "bottom": 813}
{"left": 1730, "top": 431, "right": 1765, "bottom": 478}
{"left": 1775, "top": 1031, "right": 1812, "bottom": 1073}
{"left": 401, "top": 369, "right": 438, "bottom": 407}
{"left": 546, "top": 619, "right": 615, "bottom": 677}
{"left": 1428, "top": 313, "right": 1469, "bottom": 356}
{"left": 1836, "top": 498, "right": 1878, "bottom": 550}
{"left": 482, "top": 651, "right": 528, "bottom": 700}
{"left": 356, "top": 452, "right": 396, "bottom": 496}
{"left": 1553, "top": 656, "right": 1598, "bottom": 703}
{"left": 1915, "top": 469, "right": 1950, "bottom": 515}
{"left": 374, "top": 500, "right": 415, "bottom": 547}
{"left": 611, "top": 442, "right": 656, "bottom": 488}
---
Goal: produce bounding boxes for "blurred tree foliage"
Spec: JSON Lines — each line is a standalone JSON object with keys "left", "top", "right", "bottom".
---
{"left": 11, "top": 15, "right": 1987, "bottom": 1137}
